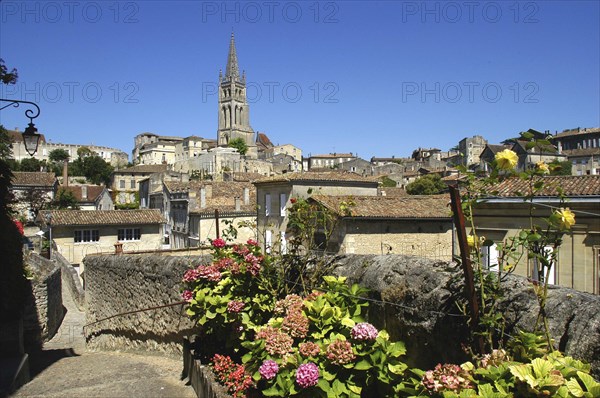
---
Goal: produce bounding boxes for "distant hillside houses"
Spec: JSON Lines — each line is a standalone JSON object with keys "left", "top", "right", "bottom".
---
{"left": 5, "top": 128, "right": 128, "bottom": 167}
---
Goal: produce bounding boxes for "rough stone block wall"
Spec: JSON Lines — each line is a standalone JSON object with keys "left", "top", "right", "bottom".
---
{"left": 22, "top": 258, "right": 63, "bottom": 350}
{"left": 53, "top": 251, "right": 85, "bottom": 310}
{"left": 84, "top": 254, "right": 209, "bottom": 355}
{"left": 83, "top": 253, "right": 600, "bottom": 378}
{"left": 330, "top": 254, "right": 600, "bottom": 379}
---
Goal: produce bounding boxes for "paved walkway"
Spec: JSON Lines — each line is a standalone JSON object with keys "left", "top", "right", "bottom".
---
{"left": 11, "top": 284, "right": 195, "bottom": 398}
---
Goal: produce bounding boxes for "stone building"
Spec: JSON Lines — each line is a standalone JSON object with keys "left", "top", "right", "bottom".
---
{"left": 472, "top": 175, "right": 600, "bottom": 294}
{"left": 309, "top": 195, "right": 453, "bottom": 260}
{"left": 60, "top": 184, "right": 114, "bottom": 211}
{"left": 111, "top": 164, "right": 168, "bottom": 208}
{"left": 253, "top": 171, "right": 379, "bottom": 253}
{"left": 458, "top": 135, "right": 487, "bottom": 168}
{"left": 37, "top": 209, "right": 164, "bottom": 273}
{"left": 564, "top": 148, "right": 600, "bottom": 176}
{"left": 217, "top": 33, "right": 257, "bottom": 158}
{"left": 303, "top": 153, "right": 357, "bottom": 171}
{"left": 5, "top": 128, "right": 128, "bottom": 167}
{"left": 552, "top": 127, "right": 600, "bottom": 152}
{"left": 10, "top": 172, "right": 58, "bottom": 222}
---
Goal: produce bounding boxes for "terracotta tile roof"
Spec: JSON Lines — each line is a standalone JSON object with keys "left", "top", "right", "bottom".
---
{"left": 256, "top": 133, "right": 274, "bottom": 148}
{"left": 231, "top": 172, "right": 266, "bottom": 182}
{"left": 5, "top": 129, "right": 47, "bottom": 144}
{"left": 563, "top": 148, "right": 600, "bottom": 157}
{"left": 485, "top": 144, "right": 511, "bottom": 154}
{"left": 61, "top": 185, "right": 105, "bottom": 202}
{"left": 310, "top": 153, "right": 354, "bottom": 159}
{"left": 377, "top": 187, "right": 408, "bottom": 197}
{"left": 254, "top": 171, "right": 377, "bottom": 184}
{"left": 553, "top": 127, "right": 600, "bottom": 138}
{"left": 115, "top": 164, "right": 168, "bottom": 174}
{"left": 163, "top": 180, "right": 205, "bottom": 193}
{"left": 311, "top": 195, "right": 451, "bottom": 219}
{"left": 512, "top": 140, "right": 559, "bottom": 154}
{"left": 493, "top": 175, "right": 600, "bottom": 197}
{"left": 12, "top": 172, "right": 56, "bottom": 187}
{"left": 190, "top": 182, "right": 257, "bottom": 214}
{"left": 38, "top": 209, "right": 164, "bottom": 226}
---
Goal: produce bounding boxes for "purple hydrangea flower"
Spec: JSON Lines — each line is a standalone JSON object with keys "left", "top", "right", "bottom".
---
{"left": 296, "top": 362, "right": 319, "bottom": 388}
{"left": 351, "top": 322, "right": 379, "bottom": 341}
{"left": 259, "top": 360, "right": 279, "bottom": 380}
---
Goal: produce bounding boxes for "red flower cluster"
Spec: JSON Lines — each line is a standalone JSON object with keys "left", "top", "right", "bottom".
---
{"left": 212, "top": 354, "right": 254, "bottom": 398}
{"left": 13, "top": 220, "right": 24, "bottom": 236}
{"left": 256, "top": 326, "right": 294, "bottom": 356}
{"left": 212, "top": 238, "right": 226, "bottom": 248}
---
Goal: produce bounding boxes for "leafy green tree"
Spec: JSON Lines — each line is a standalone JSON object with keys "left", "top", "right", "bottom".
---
{"left": 0, "top": 59, "right": 18, "bottom": 85}
{"left": 549, "top": 159, "right": 572, "bottom": 176}
{"left": 71, "top": 155, "right": 113, "bottom": 185}
{"left": 380, "top": 176, "right": 397, "bottom": 187}
{"left": 50, "top": 188, "right": 79, "bottom": 209}
{"left": 77, "top": 146, "right": 94, "bottom": 158}
{"left": 406, "top": 174, "right": 447, "bottom": 195}
{"left": 48, "top": 149, "right": 70, "bottom": 163}
{"left": 19, "top": 157, "right": 45, "bottom": 172}
{"left": 228, "top": 138, "right": 248, "bottom": 155}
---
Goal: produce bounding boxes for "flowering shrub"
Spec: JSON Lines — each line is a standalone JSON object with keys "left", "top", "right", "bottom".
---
{"left": 295, "top": 362, "right": 319, "bottom": 388}
{"left": 422, "top": 363, "right": 474, "bottom": 393}
{"left": 212, "top": 354, "right": 254, "bottom": 398}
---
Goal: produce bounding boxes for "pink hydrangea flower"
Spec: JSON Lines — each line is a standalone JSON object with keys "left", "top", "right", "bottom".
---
{"left": 212, "top": 238, "right": 226, "bottom": 248}
{"left": 351, "top": 322, "right": 379, "bottom": 341}
{"left": 227, "top": 300, "right": 245, "bottom": 313}
{"left": 181, "top": 290, "right": 194, "bottom": 302}
{"left": 256, "top": 327, "right": 294, "bottom": 356}
{"left": 259, "top": 360, "right": 279, "bottom": 380}
{"left": 247, "top": 238, "right": 259, "bottom": 246}
{"left": 197, "top": 265, "right": 222, "bottom": 281}
{"left": 183, "top": 268, "right": 200, "bottom": 282}
{"left": 296, "top": 362, "right": 319, "bottom": 388}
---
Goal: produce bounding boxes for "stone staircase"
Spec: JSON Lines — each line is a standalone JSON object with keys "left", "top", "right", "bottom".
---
{"left": 9, "top": 281, "right": 194, "bottom": 398}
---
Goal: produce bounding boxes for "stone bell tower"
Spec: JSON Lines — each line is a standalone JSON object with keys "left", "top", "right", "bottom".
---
{"left": 217, "top": 33, "right": 256, "bottom": 158}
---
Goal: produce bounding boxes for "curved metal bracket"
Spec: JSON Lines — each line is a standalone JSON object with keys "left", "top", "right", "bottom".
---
{"left": 0, "top": 98, "right": 41, "bottom": 124}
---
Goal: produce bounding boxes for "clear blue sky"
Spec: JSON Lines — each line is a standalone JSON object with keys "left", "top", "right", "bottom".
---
{"left": 1, "top": 1, "right": 599, "bottom": 159}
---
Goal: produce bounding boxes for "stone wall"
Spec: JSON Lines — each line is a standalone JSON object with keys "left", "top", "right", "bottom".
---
{"left": 83, "top": 253, "right": 600, "bottom": 378}
{"left": 84, "top": 254, "right": 209, "bottom": 355}
{"left": 330, "top": 254, "right": 600, "bottom": 379}
{"left": 53, "top": 251, "right": 85, "bottom": 311}
{"left": 22, "top": 253, "right": 63, "bottom": 350}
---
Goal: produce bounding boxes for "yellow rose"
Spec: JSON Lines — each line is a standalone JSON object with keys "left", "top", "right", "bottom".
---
{"left": 536, "top": 161, "right": 550, "bottom": 174}
{"left": 556, "top": 208, "right": 576, "bottom": 230}
{"left": 467, "top": 235, "right": 475, "bottom": 248}
{"left": 495, "top": 149, "right": 518, "bottom": 170}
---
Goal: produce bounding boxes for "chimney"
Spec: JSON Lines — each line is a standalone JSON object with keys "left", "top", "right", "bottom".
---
{"left": 243, "top": 187, "right": 250, "bottom": 205}
{"left": 81, "top": 185, "right": 88, "bottom": 200}
{"left": 200, "top": 187, "right": 206, "bottom": 209}
{"left": 235, "top": 197, "right": 241, "bottom": 211}
{"left": 62, "top": 160, "right": 68, "bottom": 186}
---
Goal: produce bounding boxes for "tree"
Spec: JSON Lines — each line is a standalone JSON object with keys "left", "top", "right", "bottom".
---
{"left": 228, "top": 138, "right": 248, "bottom": 155}
{"left": 406, "top": 174, "right": 447, "bottom": 195}
{"left": 77, "top": 146, "right": 94, "bottom": 158}
{"left": 19, "top": 157, "right": 45, "bottom": 172}
{"left": 380, "top": 176, "right": 397, "bottom": 187}
{"left": 50, "top": 188, "right": 79, "bottom": 209}
{"left": 21, "top": 187, "right": 51, "bottom": 218}
{"left": 71, "top": 155, "right": 113, "bottom": 185}
{"left": 549, "top": 159, "right": 572, "bottom": 176}
{"left": 48, "top": 149, "right": 70, "bottom": 163}
{"left": 0, "top": 59, "right": 18, "bottom": 85}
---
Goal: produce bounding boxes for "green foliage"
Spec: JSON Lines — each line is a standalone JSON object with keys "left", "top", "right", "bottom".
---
{"left": 19, "top": 157, "right": 45, "bottom": 172}
{"left": 0, "top": 58, "right": 18, "bottom": 85}
{"left": 406, "top": 174, "right": 447, "bottom": 195}
{"left": 50, "top": 187, "right": 79, "bottom": 209}
{"left": 380, "top": 176, "right": 397, "bottom": 187}
{"left": 48, "top": 149, "right": 70, "bottom": 163}
{"left": 228, "top": 138, "right": 248, "bottom": 155}
{"left": 70, "top": 155, "right": 113, "bottom": 185}
{"left": 76, "top": 146, "right": 94, "bottom": 158}
{"left": 0, "top": 125, "right": 14, "bottom": 159}
{"left": 549, "top": 160, "right": 572, "bottom": 176}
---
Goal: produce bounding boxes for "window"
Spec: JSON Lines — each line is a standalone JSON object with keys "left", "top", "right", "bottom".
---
{"left": 120, "top": 179, "right": 125, "bottom": 189}
{"left": 279, "top": 193, "right": 287, "bottom": 218}
{"left": 482, "top": 244, "right": 499, "bottom": 272}
{"left": 130, "top": 179, "right": 136, "bottom": 189}
{"left": 118, "top": 228, "right": 141, "bottom": 241}
{"left": 265, "top": 194, "right": 271, "bottom": 216}
{"left": 74, "top": 229, "right": 99, "bottom": 243}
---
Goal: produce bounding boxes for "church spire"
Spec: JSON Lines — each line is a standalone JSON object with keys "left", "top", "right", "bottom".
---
{"left": 225, "top": 32, "right": 240, "bottom": 80}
